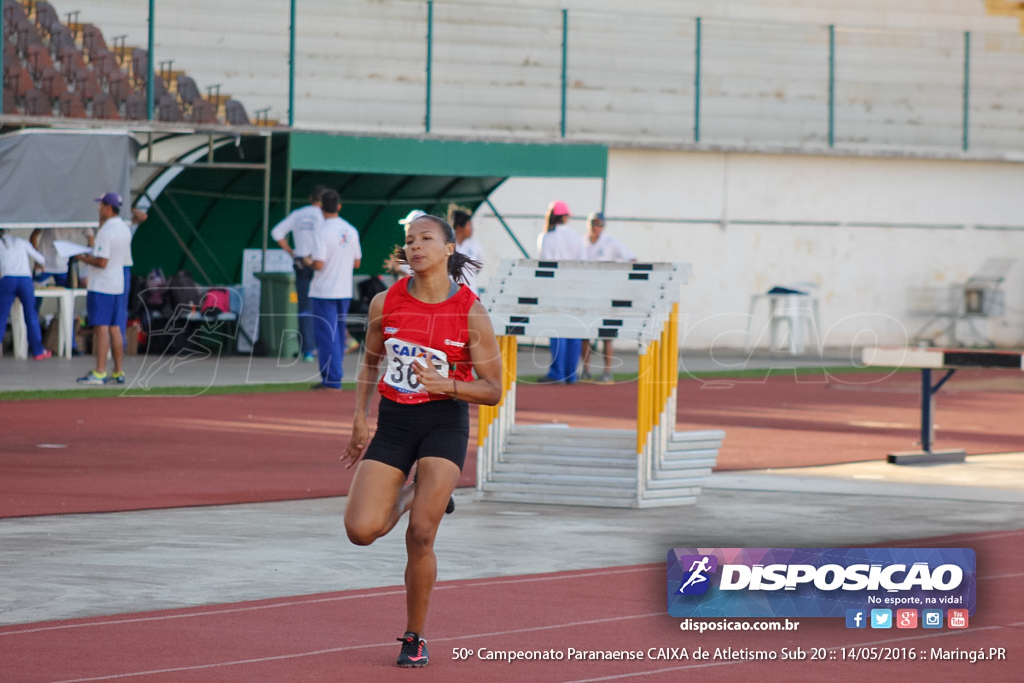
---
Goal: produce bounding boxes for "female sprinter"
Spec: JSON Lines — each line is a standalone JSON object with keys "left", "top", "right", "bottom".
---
{"left": 342, "top": 214, "right": 502, "bottom": 668}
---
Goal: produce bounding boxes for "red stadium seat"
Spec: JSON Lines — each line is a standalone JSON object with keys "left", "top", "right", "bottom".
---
{"left": 2, "top": 86, "right": 18, "bottom": 114}
{"left": 91, "top": 91, "right": 120, "bottom": 119}
{"left": 25, "top": 43, "right": 54, "bottom": 78}
{"left": 49, "top": 23, "right": 77, "bottom": 55}
{"left": 190, "top": 98, "right": 218, "bottom": 124}
{"left": 149, "top": 72, "right": 169, "bottom": 100}
{"left": 81, "top": 24, "right": 109, "bottom": 60}
{"left": 58, "top": 45, "right": 86, "bottom": 78}
{"left": 4, "top": 0, "right": 30, "bottom": 29}
{"left": 106, "top": 69, "right": 131, "bottom": 105}
{"left": 39, "top": 65, "right": 67, "bottom": 100}
{"left": 131, "top": 48, "right": 148, "bottom": 88}
{"left": 2, "top": 41, "right": 17, "bottom": 68}
{"left": 15, "top": 18, "right": 45, "bottom": 57}
{"left": 71, "top": 66, "right": 101, "bottom": 102}
{"left": 24, "top": 87, "right": 52, "bottom": 116}
{"left": 3, "top": 62, "right": 34, "bottom": 98}
{"left": 175, "top": 73, "right": 202, "bottom": 117}
{"left": 158, "top": 92, "right": 182, "bottom": 122}
{"left": 91, "top": 49, "right": 120, "bottom": 79}
{"left": 124, "top": 91, "right": 147, "bottom": 120}
{"left": 34, "top": 1, "right": 61, "bottom": 37}
{"left": 58, "top": 90, "right": 87, "bottom": 118}
{"left": 225, "top": 98, "right": 250, "bottom": 125}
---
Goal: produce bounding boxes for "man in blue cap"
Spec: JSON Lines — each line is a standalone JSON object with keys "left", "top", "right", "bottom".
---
{"left": 74, "top": 192, "right": 132, "bottom": 385}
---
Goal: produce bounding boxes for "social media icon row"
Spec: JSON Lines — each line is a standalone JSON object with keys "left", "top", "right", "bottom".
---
{"left": 845, "top": 609, "right": 968, "bottom": 629}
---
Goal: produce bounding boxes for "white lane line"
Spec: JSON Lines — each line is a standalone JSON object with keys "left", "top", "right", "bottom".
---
{"left": 48, "top": 611, "right": 666, "bottom": 683}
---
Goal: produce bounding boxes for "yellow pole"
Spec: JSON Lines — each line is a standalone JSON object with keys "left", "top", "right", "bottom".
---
{"left": 504, "top": 335, "right": 515, "bottom": 395}
{"left": 650, "top": 338, "right": 660, "bottom": 428}
{"left": 656, "top": 322, "right": 667, "bottom": 422}
{"left": 479, "top": 335, "right": 514, "bottom": 445}
{"left": 662, "top": 317, "right": 671, "bottom": 412}
{"left": 478, "top": 404, "right": 491, "bottom": 445}
{"left": 669, "top": 303, "right": 679, "bottom": 383}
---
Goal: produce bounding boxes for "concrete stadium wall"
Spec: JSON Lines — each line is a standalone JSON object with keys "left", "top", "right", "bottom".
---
{"left": 474, "top": 148, "right": 1024, "bottom": 350}
{"left": 66, "top": 1, "right": 1024, "bottom": 151}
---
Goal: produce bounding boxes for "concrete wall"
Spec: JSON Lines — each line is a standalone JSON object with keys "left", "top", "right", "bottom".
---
{"left": 66, "top": 1, "right": 1024, "bottom": 152}
{"left": 474, "top": 149, "right": 1024, "bottom": 350}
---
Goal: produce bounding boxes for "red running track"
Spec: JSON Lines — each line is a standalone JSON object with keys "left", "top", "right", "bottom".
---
{"left": 2, "top": 370, "right": 1023, "bottom": 518}
{"left": 2, "top": 530, "right": 1021, "bottom": 683}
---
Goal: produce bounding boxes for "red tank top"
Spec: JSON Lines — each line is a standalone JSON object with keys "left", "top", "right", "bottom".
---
{"left": 377, "top": 277, "right": 478, "bottom": 404}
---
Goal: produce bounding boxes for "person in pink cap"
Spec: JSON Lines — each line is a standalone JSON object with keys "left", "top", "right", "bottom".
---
{"left": 536, "top": 200, "right": 585, "bottom": 383}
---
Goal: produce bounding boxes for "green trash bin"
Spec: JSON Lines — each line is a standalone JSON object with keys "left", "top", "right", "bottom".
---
{"left": 255, "top": 272, "right": 300, "bottom": 359}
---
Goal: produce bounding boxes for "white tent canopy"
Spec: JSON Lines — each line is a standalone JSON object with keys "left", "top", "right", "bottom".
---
{"left": 0, "top": 129, "right": 139, "bottom": 229}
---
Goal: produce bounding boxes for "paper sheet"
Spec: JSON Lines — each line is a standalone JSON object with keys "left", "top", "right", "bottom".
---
{"left": 53, "top": 240, "right": 92, "bottom": 259}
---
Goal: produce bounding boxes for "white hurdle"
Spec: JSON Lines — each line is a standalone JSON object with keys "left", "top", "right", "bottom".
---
{"left": 476, "top": 259, "right": 725, "bottom": 508}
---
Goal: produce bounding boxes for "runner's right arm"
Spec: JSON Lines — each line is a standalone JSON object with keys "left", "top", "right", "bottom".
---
{"left": 342, "top": 291, "right": 387, "bottom": 468}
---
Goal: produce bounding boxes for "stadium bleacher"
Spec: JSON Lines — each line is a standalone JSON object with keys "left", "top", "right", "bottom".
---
{"left": 1, "top": 0, "right": 253, "bottom": 124}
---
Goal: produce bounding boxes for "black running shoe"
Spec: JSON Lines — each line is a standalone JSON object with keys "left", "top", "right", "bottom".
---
{"left": 397, "top": 632, "right": 429, "bottom": 667}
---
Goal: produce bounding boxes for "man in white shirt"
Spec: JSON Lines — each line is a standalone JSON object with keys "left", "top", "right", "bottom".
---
{"left": 74, "top": 192, "right": 132, "bottom": 385}
{"left": 309, "top": 190, "right": 362, "bottom": 390}
{"left": 448, "top": 206, "right": 484, "bottom": 293}
{"left": 583, "top": 211, "right": 635, "bottom": 263}
{"left": 0, "top": 229, "right": 51, "bottom": 359}
{"left": 581, "top": 212, "right": 636, "bottom": 383}
{"left": 271, "top": 185, "right": 326, "bottom": 362}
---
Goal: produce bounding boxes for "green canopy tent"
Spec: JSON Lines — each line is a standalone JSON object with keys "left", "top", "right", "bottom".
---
{"left": 131, "top": 132, "right": 608, "bottom": 286}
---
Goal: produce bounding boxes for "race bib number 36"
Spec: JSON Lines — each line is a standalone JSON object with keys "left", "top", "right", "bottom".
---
{"left": 384, "top": 338, "right": 449, "bottom": 395}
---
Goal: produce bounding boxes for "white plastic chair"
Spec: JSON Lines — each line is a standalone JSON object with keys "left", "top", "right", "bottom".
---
{"left": 745, "top": 282, "right": 821, "bottom": 356}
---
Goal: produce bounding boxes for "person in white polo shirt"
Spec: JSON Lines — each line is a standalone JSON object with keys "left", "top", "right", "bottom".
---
{"left": 74, "top": 192, "right": 132, "bottom": 385}
{"left": 30, "top": 225, "right": 95, "bottom": 355}
{"left": 448, "top": 206, "right": 484, "bottom": 294}
{"left": 580, "top": 212, "right": 636, "bottom": 383}
{"left": 384, "top": 210, "right": 424, "bottom": 278}
{"left": 309, "top": 190, "right": 362, "bottom": 390}
{"left": 0, "top": 229, "right": 51, "bottom": 360}
{"left": 272, "top": 185, "right": 326, "bottom": 362}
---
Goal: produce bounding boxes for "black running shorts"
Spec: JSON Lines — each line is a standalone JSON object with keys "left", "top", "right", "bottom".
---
{"left": 362, "top": 396, "right": 470, "bottom": 476}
